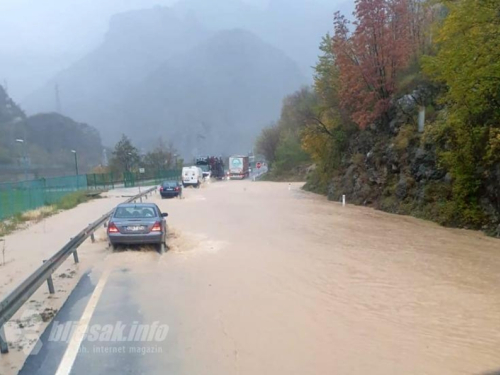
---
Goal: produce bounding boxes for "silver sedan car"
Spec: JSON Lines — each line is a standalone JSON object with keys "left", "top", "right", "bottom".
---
{"left": 107, "top": 203, "right": 168, "bottom": 253}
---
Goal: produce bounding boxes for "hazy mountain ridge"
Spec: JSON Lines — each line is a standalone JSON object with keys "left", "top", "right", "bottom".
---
{"left": 123, "top": 29, "right": 305, "bottom": 155}
{"left": 23, "top": 6, "right": 211, "bottom": 142}
{"left": 21, "top": 0, "right": 354, "bottom": 154}
{"left": 22, "top": 4, "right": 309, "bottom": 154}
{"left": 172, "top": 0, "right": 354, "bottom": 75}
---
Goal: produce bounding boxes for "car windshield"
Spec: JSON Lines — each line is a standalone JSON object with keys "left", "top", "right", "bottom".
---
{"left": 114, "top": 206, "right": 156, "bottom": 218}
{"left": 162, "top": 182, "right": 176, "bottom": 188}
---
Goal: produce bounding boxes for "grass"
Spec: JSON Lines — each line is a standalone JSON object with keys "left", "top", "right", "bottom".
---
{"left": 55, "top": 190, "right": 94, "bottom": 210}
{"left": 0, "top": 190, "right": 100, "bottom": 238}
{"left": 0, "top": 214, "right": 26, "bottom": 238}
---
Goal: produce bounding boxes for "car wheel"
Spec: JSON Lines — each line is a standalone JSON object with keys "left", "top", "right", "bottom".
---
{"left": 111, "top": 243, "right": 118, "bottom": 251}
{"left": 157, "top": 242, "right": 166, "bottom": 254}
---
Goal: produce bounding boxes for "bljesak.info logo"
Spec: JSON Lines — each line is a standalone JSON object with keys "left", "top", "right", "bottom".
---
{"left": 48, "top": 320, "right": 169, "bottom": 355}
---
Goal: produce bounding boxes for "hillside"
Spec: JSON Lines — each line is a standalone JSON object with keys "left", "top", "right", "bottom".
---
{"left": 122, "top": 29, "right": 305, "bottom": 156}
{"left": 257, "top": 0, "right": 500, "bottom": 234}
{"left": 0, "top": 86, "right": 103, "bottom": 181}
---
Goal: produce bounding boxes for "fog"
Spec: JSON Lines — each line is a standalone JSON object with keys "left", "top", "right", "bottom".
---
{"left": 0, "top": 0, "right": 286, "bottom": 98}
{"left": 1, "top": 0, "right": 352, "bottom": 162}
{"left": 1, "top": 0, "right": 179, "bottom": 99}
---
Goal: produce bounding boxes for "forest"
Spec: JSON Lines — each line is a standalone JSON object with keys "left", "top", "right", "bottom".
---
{"left": 256, "top": 0, "right": 500, "bottom": 234}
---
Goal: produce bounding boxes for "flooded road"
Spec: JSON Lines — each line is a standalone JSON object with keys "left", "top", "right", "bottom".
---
{"left": 14, "top": 180, "right": 500, "bottom": 374}
{"left": 109, "top": 181, "right": 500, "bottom": 374}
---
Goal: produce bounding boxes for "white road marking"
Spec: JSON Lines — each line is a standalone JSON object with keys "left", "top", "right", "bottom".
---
{"left": 55, "top": 268, "right": 111, "bottom": 375}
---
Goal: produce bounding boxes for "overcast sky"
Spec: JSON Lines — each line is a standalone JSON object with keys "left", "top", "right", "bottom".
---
{"left": 0, "top": 0, "right": 178, "bottom": 98}
{"left": 0, "top": 0, "right": 335, "bottom": 99}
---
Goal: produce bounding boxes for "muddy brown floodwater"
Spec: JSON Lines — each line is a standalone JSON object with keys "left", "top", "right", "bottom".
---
{"left": 110, "top": 180, "right": 500, "bottom": 375}
{"left": 2, "top": 181, "right": 500, "bottom": 375}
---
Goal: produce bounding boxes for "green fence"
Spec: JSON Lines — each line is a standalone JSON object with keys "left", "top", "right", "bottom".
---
{"left": 86, "top": 169, "right": 181, "bottom": 189}
{"left": 86, "top": 172, "right": 118, "bottom": 190}
{"left": 0, "top": 169, "right": 182, "bottom": 221}
{"left": 0, "top": 175, "right": 88, "bottom": 221}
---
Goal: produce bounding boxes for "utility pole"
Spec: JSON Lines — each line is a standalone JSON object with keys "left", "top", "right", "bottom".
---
{"left": 16, "top": 139, "right": 28, "bottom": 180}
{"left": 102, "top": 149, "right": 109, "bottom": 167}
{"left": 55, "top": 84, "right": 62, "bottom": 114}
{"left": 71, "top": 150, "right": 79, "bottom": 175}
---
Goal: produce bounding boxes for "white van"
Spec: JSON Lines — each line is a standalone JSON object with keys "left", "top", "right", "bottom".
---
{"left": 182, "top": 166, "right": 203, "bottom": 188}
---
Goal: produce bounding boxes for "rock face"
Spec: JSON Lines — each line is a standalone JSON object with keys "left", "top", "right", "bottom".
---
{"left": 315, "top": 117, "right": 500, "bottom": 235}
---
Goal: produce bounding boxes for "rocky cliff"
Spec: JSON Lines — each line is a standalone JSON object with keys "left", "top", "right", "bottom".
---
{"left": 306, "top": 114, "right": 500, "bottom": 236}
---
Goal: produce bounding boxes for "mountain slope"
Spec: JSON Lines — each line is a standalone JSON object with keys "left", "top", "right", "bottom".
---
{"left": 172, "top": 0, "right": 353, "bottom": 78}
{"left": 21, "top": 5, "right": 309, "bottom": 153}
{"left": 122, "top": 29, "right": 306, "bottom": 156}
{"left": 22, "top": 6, "right": 209, "bottom": 141}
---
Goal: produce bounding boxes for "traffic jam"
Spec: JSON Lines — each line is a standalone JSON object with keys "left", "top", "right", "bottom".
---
{"left": 106, "top": 155, "right": 266, "bottom": 253}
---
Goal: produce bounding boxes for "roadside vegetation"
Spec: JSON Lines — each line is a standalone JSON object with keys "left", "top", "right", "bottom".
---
{"left": 0, "top": 191, "right": 98, "bottom": 238}
{"left": 94, "top": 134, "right": 181, "bottom": 176}
{"left": 256, "top": 0, "right": 500, "bottom": 234}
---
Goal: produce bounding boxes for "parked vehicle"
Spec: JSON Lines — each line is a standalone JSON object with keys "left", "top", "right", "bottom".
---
{"left": 107, "top": 203, "right": 168, "bottom": 253}
{"left": 228, "top": 155, "right": 250, "bottom": 179}
{"left": 160, "top": 181, "right": 182, "bottom": 199}
{"left": 182, "top": 166, "right": 203, "bottom": 188}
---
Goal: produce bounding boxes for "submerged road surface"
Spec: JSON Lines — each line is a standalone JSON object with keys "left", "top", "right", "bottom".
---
{"left": 19, "top": 181, "right": 500, "bottom": 375}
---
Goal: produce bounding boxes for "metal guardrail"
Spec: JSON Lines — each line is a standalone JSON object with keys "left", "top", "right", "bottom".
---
{"left": 251, "top": 167, "right": 269, "bottom": 181}
{"left": 0, "top": 186, "right": 157, "bottom": 354}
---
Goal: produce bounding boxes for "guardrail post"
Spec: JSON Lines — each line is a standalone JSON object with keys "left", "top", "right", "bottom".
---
{"left": 42, "top": 260, "right": 56, "bottom": 294}
{"left": 90, "top": 232, "right": 95, "bottom": 243}
{"left": 0, "top": 324, "right": 8, "bottom": 354}
{"left": 73, "top": 250, "right": 79, "bottom": 264}
{"left": 47, "top": 275, "right": 55, "bottom": 294}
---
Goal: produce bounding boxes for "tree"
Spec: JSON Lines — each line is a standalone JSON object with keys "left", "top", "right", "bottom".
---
{"left": 143, "top": 138, "right": 177, "bottom": 171}
{"left": 256, "top": 88, "right": 318, "bottom": 166}
{"left": 301, "top": 35, "right": 359, "bottom": 191}
{"left": 110, "top": 134, "right": 140, "bottom": 173}
{"left": 279, "top": 87, "right": 318, "bottom": 134}
{"left": 333, "top": 0, "right": 413, "bottom": 128}
{"left": 422, "top": 0, "right": 500, "bottom": 224}
{"left": 424, "top": 0, "right": 500, "bottom": 119}
{"left": 256, "top": 123, "right": 281, "bottom": 164}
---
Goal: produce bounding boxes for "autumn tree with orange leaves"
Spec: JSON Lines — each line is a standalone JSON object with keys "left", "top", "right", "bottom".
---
{"left": 333, "top": 0, "right": 414, "bottom": 129}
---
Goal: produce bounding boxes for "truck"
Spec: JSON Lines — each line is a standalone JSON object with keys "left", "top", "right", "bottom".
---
{"left": 195, "top": 156, "right": 225, "bottom": 180}
{"left": 228, "top": 155, "right": 250, "bottom": 180}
